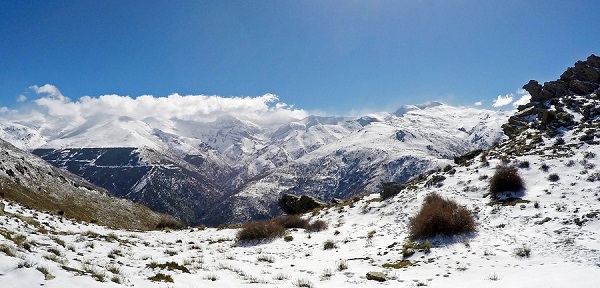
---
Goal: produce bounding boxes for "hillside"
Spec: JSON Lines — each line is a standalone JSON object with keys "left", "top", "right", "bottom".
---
{"left": 0, "top": 55, "right": 599, "bottom": 287}
{"left": 0, "top": 138, "right": 178, "bottom": 231}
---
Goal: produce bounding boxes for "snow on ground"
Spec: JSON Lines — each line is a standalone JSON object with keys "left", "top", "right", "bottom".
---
{"left": 1, "top": 123, "right": 600, "bottom": 287}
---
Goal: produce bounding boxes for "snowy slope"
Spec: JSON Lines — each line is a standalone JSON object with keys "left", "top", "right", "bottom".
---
{"left": 1, "top": 117, "right": 599, "bottom": 287}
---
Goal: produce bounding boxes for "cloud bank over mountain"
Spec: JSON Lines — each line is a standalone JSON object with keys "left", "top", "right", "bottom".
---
{"left": 0, "top": 83, "right": 528, "bottom": 135}
{"left": 2, "top": 84, "right": 309, "bottom": 127}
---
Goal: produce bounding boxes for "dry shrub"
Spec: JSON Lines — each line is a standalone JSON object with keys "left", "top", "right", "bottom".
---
{"left": 306, "top": 220, "right": 328, "bottom": 232}
{"left": 155, "top": 215, "right": 184, "bottom": 230}
{"left": 237, "top": 216, "right": 328, "bottom": 242}
{"left": 273, "top": 215, "right": 309, "bottom": 229}
{"left": 409, "top": 193, "right": 475, "bottom": 240}
{"left": 236, "top": 220, "right": 286, "bottom": 242}
{"left": 489, "top": 165, "right": 525, "bottom": 197}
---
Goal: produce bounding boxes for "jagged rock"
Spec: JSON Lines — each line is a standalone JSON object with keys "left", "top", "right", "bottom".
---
{"left": 453, "top": 149, "right": 483, "bottom": 165}
{"left": 502, "top": 123, "right": 523, "bottom": 137}
{"left": 523, "top": 80, "right": 542, "bottom": 99}
{"left": 515, "top": 102, "right": 537, "bottom": 112}
{"left": 568, "top": 79, "right": 599, "bottom": 95}
{"left": 587, "top": 54, "right": 600, "bottom": 68}
{"left": 278, "top": 193, "right": 326, "bottom": 214}
{"left": 540, "top": 81, "right": 568, "bottom": 100}
{"left": 572, "top": 61, "right": 600, "bottom": 82}
{"left": 366, "top": 271, "right": 387, "bottom": 282}
{"left": 507, "top": 117, "right": 530, "bottom": 127}
{"left": 516, "top": 105, "right": 538, "bottom": 116}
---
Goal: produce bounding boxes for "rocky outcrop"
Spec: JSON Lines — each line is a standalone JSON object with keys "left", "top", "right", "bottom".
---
{"left": 454, "top": 149, "right": 483, "bottom": 165}
{"left": 278, "top": 193, "right": 327, "bottom": 214}
{"left": 380, "top": 182, "right": 408, "bottom": 200}
{"left": 503, "top": 54, "right": 600, "bottom": 137}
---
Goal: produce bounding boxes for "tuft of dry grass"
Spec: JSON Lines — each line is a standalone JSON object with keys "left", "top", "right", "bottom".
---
{"left": 409, "top": 192, "right": 475, "bottom": 240}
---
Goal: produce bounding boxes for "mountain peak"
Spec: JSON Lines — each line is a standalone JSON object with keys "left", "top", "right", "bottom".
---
{"left": 394, "top": 101, "right": 444, "bottom": 117}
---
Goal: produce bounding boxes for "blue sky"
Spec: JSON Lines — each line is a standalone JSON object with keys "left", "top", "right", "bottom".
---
{"left": 1, "top": 0, "right": 599, "bottom": 115}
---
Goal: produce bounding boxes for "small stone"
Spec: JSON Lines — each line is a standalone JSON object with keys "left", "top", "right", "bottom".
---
{"left": 366, "top": 271, "right": 387, "bottom": 282}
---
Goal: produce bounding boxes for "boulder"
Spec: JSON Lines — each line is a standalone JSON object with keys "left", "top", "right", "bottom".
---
{"left": 278, "top": 193, "right": 326, "bottom": 214}
{"left": 366, "top": 271, "right": 387, "bottom": 282}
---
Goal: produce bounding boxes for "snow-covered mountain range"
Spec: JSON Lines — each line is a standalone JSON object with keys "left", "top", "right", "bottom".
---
{"left": 0, "top": 102, "right": 508, "bottom": 225}
{"left": 1, "top": 55, "right": 599, "bottom": 287}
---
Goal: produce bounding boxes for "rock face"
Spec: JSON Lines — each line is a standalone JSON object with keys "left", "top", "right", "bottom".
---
{"left": 278, "top": 193, "right": 327, "bottom": 214}
{"left": 503, "top": 54, "right": 600, "bottom": 137}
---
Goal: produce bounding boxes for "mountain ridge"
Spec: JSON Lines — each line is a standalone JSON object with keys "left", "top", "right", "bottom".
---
{"left": 2, "top": 103, "right": 508, "bottom": 225}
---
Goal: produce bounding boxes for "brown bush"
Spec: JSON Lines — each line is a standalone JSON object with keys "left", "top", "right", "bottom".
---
{"left": 272, "top": 215, "right": 309, "bottom": 229}
{"left": 236, "top": 216, "right": 328, "bottom": 243}
{"left": 236, "top": 220, "right": 286, "bottom": 242}
{"left": 489, "top": 165, "right": 525, "bottom": 198}
{"left": 155, "top": 215, "right": 184, "bottom": 230}
{"left": 306, "top": 220, "right": 328, "bottom": 232}
{"left": 409, "top": 193, "right": 475, "bottom": 240}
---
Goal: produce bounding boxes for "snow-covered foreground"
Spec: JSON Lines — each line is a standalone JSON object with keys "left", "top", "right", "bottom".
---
{"left": 2, "top": 126, "right": 600, "bottom": 287}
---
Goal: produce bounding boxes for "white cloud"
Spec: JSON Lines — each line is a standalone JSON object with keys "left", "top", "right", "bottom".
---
{"left": 474, "top": 101, "right": 483, "bottom": 106}
{"left": 16, "top": 95, "right": 27, "bottom": 102}
{"left": 516, "top": 88, "right": 528, "bottom": 95}
{"left": 3, "top": 85, "right": 308, "bottom": 129}
{"left": 492, "top": 94, "right": 513, "bottom": 108}
{"left": 30, "top": 84, "right": 67, "bottom": 101}
{"left": 512, "top": 94, "right": 531, "bottom": 108}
